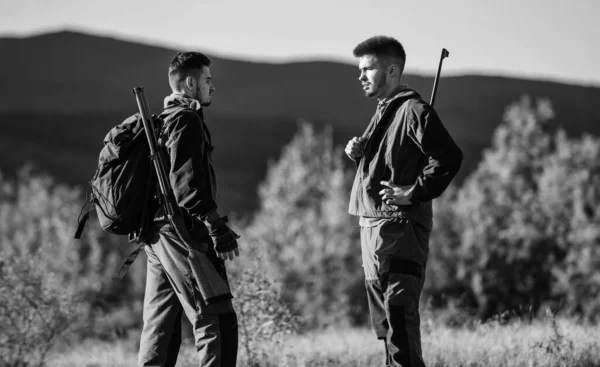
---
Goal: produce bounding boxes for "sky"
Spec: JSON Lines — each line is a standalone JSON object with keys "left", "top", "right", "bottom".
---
{"left": 1, "top": 0, "right": 598, "bottom": 86}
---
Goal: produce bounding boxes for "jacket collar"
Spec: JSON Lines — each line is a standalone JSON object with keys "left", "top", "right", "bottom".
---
{"left": 377, "top": 84, "right": 410, "bottom": 108}
{"left": 163, "top": 93, "right": 203, "bottom": 112}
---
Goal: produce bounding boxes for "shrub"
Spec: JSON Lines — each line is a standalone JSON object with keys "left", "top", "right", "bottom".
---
{"left": 0, "top": 166, "right": 146, "bottom": 342}
{"left": 231, "top": 237, "right": 298, "bottom": 366}
{"left": 0, "top": 253, "right": 82, "bottom": 367}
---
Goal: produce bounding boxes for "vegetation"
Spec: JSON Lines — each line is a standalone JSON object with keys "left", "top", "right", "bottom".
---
{"left": 48, "top": 312, "right": 600, "bottom": 366}
{"left": 241, "top": 122, "right": 365, "bottom": 329}
{"left": 1, "top": 96, "right": 600, "bottom": 366}
{"left": 427, "top": 96, "right": 600, "bottom": 320}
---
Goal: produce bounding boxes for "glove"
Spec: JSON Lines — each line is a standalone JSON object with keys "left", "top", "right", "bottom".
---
{"left": 204, "top": 214, "right": 240, "bottom": 253}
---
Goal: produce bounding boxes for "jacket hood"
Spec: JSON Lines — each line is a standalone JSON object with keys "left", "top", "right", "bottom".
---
{"left": 163, "top": 93, "right": 203, "bottom": 112}
{"left": 381, "top": 86, "right": 421, "bottom": 106}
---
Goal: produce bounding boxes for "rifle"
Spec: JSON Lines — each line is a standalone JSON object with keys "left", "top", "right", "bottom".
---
{"left": 430, "top": 48, "right": 450, "bottom": 107}
{"left": 132, "top": 86, "right": 232, "bottom": 304}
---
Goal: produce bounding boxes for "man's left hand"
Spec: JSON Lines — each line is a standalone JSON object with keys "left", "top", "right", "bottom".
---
{"left": 218, "top": 248, "right": 240, "bottom": 261}
{"left": 379, "top": 181, "right": 415, "bottom": 206}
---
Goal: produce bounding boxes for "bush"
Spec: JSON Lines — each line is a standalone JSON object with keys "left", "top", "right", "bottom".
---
{"left": 0, "top": 254, "right": 82, "bottom": 367}
{"left": 231, "top": 237, "right": 298, "bottom": 366}
{"left": 0, "top": 166, "right": 147, "bottom": 343}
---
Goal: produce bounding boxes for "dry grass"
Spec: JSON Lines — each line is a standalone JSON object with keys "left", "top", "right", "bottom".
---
{"left": 421, "top": 317, "right": 600, "bottom": 367}
{"left": 47, "top": 316, "right": 600, "bottom": 367}
{"left": 48, "top": 338, "right": 138, "bottom": 367}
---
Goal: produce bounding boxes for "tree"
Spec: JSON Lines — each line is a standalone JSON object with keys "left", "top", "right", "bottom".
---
{"left": 428, "top": 96, "right": 600, "bottom": 320}
{"left": 538, "top": 130, "right": 600, "bottom": 318}
{"left": 243, "top": 121, "right": 366, "bottom": 328}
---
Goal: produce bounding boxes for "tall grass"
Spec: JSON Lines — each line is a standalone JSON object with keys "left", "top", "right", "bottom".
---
{"left": 49, "top": 313, "right": 600, "bottom": 367}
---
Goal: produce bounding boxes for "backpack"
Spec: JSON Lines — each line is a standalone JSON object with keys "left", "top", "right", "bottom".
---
{"left": 74, "top": 113, "right": 161, "bottom": 241}
{"left": 74, "top": 106, "right": 191, "bottom": 278}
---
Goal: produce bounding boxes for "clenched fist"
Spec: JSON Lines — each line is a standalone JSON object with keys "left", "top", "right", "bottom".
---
{"left": 345, "top": 137, "right": 366, "bottom": 160}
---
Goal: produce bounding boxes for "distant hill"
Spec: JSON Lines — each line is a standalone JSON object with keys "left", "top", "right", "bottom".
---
{"left": 1, "top": 30, "right": 599, "bottom": 214}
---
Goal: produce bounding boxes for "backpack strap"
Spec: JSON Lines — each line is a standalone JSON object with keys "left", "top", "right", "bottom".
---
{"left": 74, "top": 208, "right": 91, "bottom": 239}
{"left": 115, "top": 243, "right": 145, "bottom": 279}
{"left": 74, "top": 184, "right": 93, "bottom": 239}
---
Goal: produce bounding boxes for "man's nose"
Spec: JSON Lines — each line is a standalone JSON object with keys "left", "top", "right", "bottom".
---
{"left": 358, "top": 72, "right": 366, "bottom": 81}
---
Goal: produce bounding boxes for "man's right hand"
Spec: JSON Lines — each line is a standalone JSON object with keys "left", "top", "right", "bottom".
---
{"left": 345, "top": 137, "right": 366, "bottom": 160}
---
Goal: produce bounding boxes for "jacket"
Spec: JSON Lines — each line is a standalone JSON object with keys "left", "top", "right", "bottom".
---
{"left": 348, "top": 88, "right": 463, "bottom": 231}
{"left": 153, "top": 94, "right": 218, "bottom": 235}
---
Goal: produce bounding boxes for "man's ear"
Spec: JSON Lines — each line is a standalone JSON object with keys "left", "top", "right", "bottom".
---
{"left": 389, "top": 64, "right": 397, "bottom": 77}
{"left": 185, "top": 76, "right": 195, "bottom": 90}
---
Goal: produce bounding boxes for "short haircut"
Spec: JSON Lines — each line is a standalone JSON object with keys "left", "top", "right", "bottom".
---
{"left": 353, "top": 36, "right": 406, "bottom": 73}
{"left": 168, "top": 52, "right": 212, "bottom": 90}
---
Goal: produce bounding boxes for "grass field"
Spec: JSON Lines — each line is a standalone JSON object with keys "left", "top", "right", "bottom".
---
{"left": 47, "top": 314, "right": 600, "bottom": 367}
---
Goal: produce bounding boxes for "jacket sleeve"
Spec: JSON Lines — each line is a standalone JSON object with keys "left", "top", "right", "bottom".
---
{"left": 408, "top": 102, "right": 463, "bottom": 202}
{"left": 165, "top": 111, "right": 217, "bottom": 218}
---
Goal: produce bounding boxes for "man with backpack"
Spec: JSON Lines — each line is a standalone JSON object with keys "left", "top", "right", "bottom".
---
{"left": 345, "top": 36, "right": 463, "bottom": 366}
{"left": 138, "top": 52, "right": 240, "bottom": 367}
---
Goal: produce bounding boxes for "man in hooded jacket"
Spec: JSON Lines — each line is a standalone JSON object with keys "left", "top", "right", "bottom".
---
{"left": 346, "top": 36, "right": 463, "bottom": 367}
{"left": 138, "top": 51, "right": 239, "bottom": 367}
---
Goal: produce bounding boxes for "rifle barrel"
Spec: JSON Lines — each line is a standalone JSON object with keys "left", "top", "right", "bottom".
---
{"left": 430, "top": 48, "right": 449, "bottom": 107}
{"left": 132, "top": 86, "right": 176, "bottom": 218}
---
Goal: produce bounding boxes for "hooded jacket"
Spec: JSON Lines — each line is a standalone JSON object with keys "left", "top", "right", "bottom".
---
{"left": 153, "top": 94, "right": 217, "bottom": 232}
{"left": 348, "top": 88, "right": 463, "bottom": 231}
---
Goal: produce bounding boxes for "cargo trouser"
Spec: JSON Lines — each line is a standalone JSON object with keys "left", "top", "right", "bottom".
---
{"left": 138, "top": 225, "right": 238, "bottom": 367}
{"left": 361, "top": 218, "right": 429, "bottom": 367}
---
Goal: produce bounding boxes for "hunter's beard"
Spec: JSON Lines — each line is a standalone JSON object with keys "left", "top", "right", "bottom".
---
{"left": 200, "top": 94, "right": 212, "bottom": 106}
{"left": 365, "top": 75, "right": 388, "bottom": 98}
{"left": 194, "top": 85, "right": 212, "bottom": 106}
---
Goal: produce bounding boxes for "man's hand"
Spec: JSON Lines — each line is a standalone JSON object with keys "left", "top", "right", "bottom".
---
{"left": 204, "top": 214, "right": 241, "bottom": 261}
{"left": 345, "top": 137, "right": 366, "bottom": 160}
{"left": 218, "top": 247, "right": 240, "bottom": 261}
{"left": 211, "top": 226, "right": 240, "bottom": 261}
{"left": 379, "top": 181, "right": 415, "bottom": 206}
